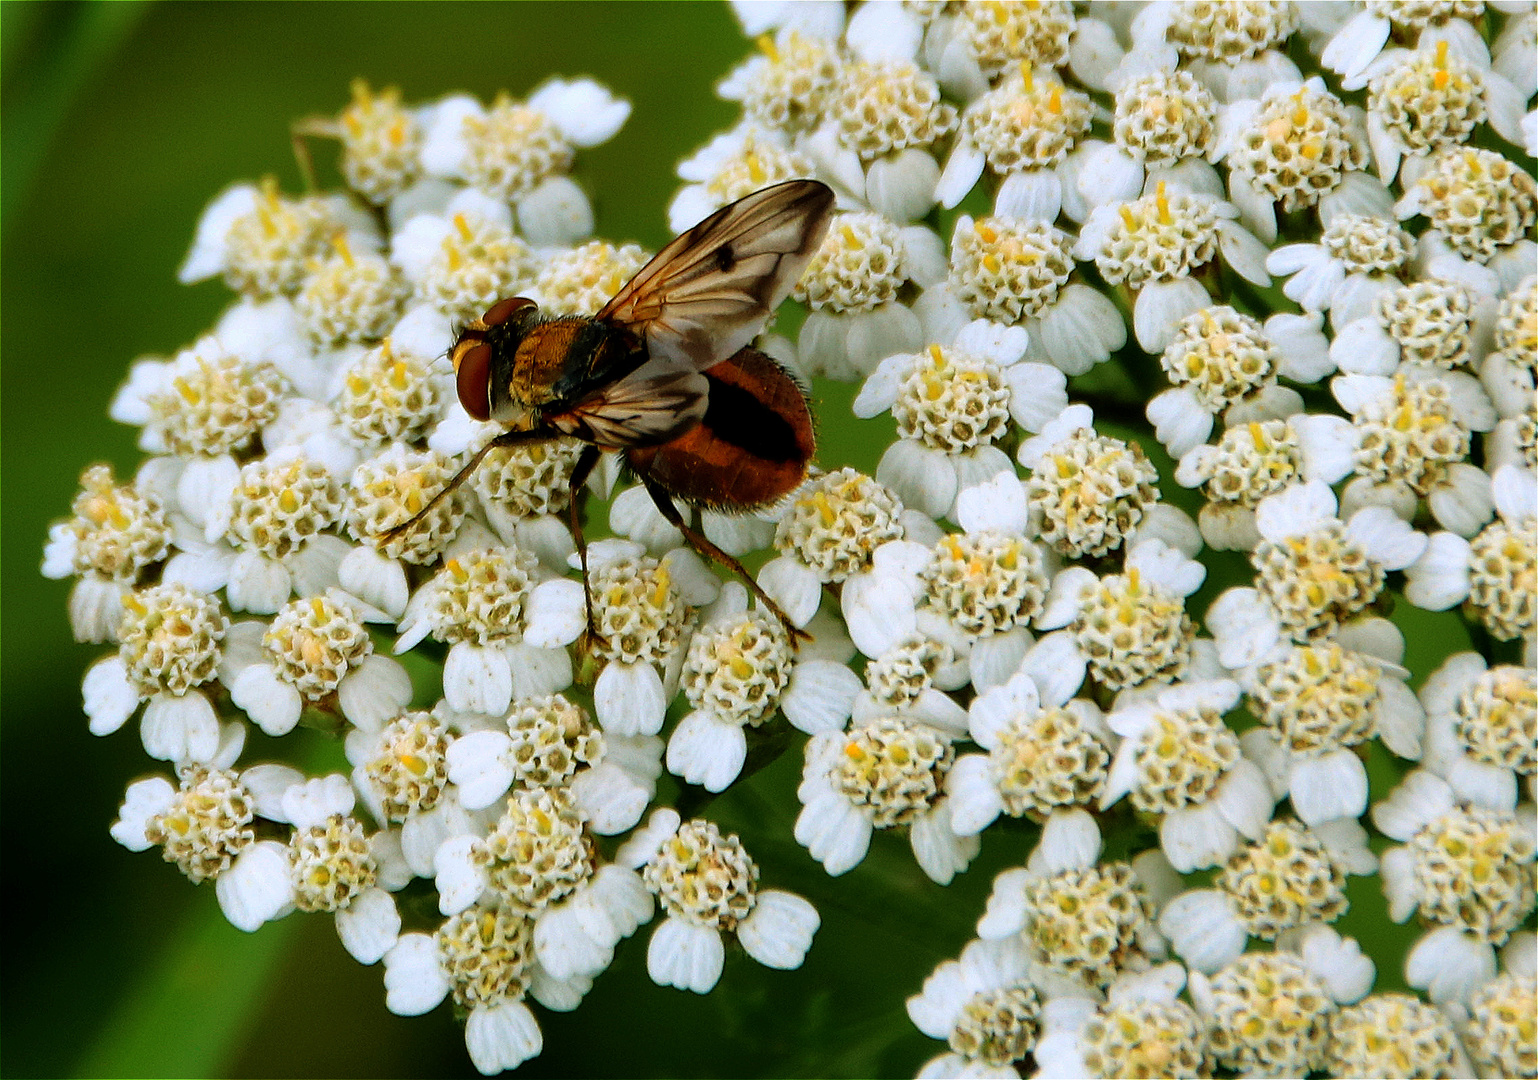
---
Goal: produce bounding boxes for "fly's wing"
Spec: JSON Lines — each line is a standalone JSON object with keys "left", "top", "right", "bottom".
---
{"left": 547, "top": 367, "right": 709, "bottom": 450}
{"left": 595, "top": 179, "right": 834, "bottom": 373}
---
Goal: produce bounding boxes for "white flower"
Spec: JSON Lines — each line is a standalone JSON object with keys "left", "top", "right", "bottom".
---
{"left": 1206, "top": 480, "right": 1429, "bottom": 669}
{"left": 947, "top": 665, "right": 1111, "bottom": 836}
{"left": 1187, "top": 925, "right": 1375, "bottom": 1075}
{"left": 927, "top": 216, "right": 1126, "bottom": 377}
{"left": 1147, "top": 305, "right": 1334, "bottom": 459}
{"left": 394, "top": 544, "right": 581, "bottom": 717}
{"left": 1101, "top": 679, "right": 1276, "bottom": 872}
{"left": 1033, "top": 962, "right": 1206, "bottom": 1080}
{"left": 793, "top": 210, "right": 929, "bottom": 379}
{"left": 578, "top": 540, "right": 716, "bottom": 738}
{"left": 1074, "top": 183, "right": 1270, "bottom": 352}
{"left": 431, "top": 787, "right": 652, "bottom": 983}
{"left": 445, "top": 692, "right": 662, "bottom": 836}
{"left": 795, "top": 714, "right": 977, "bottom": 884}
{"left": 223, "top": 592, "right": 412, "bottom": 738}
{"left": 619, "top": 810, "right": 819, "bottom": 994}
{"left": 934, "top": 67, "right": 1093, "bottom": 221}
{"left": 907, "top": 935, "right": 1054, "bottom": 1079}
{"left": 1405, "top": 463, "right": 1536, "bottom": 661}
{"left": 419, "top": 81, "right": 627, "bottom": 245}
{"left": 1417, "top": 652, "right": 1534, "bottom": 808}
{"left": 1373, "top": 766, "right": 1536, "bottom": 1003}
{"left": 382, "top": 903, "right": 593, "bottom": 1076}
{"left": 1234, "top": 628, "right": 1426, "bottom": 825}
{"left": 666, "top": 587, "right": 859, "bottom": 792}
{"left": 1158, "top": 817, "right": 1376, "bottom": 973}
{"left": 668, "top": 124, "right": 816, "bottom": 233}
{"left": 1034, "top": 532, "right": 1210, "bottom": 697}
{"left": 1266, "top": 213, "right": 1415, "bottom": 327}
{"left": 853, "top": 322, "right": 1039, "bottom": 520}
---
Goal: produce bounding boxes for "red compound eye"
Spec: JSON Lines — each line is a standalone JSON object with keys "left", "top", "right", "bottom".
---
{"left": 455, "top": 343, "right": 493, "bottom": 421}
{"left": 482, "top": 296, "right": 534, "bottom": 328}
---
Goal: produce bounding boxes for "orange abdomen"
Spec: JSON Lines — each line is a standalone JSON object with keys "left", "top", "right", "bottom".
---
{"left": 627, "top": 347, "right": 814, "bottom": 510}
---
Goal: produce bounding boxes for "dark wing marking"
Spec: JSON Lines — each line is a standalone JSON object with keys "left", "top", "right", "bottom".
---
{"left": 547, "top": 366, "right": 709, "bottom": 450}
{"left": 595, "top": 179, "right": 834, "bottom": 373}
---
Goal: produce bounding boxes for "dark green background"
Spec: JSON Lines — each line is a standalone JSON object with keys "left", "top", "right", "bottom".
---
{"left": 1, "top": 4, "right": 982, "bottom": 1076}
{"left": 2, "top": 4, "right": 1504, "bottom": 1078}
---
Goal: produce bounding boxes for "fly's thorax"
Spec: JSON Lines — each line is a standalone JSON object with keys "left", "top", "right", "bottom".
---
{"left": 483, "top": 316, "right": 639, "bottom": 430}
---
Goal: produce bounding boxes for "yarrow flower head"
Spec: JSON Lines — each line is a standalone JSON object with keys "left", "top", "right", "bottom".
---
{"left": 49, "top": 9, "right": 1538, "bottom": 1076}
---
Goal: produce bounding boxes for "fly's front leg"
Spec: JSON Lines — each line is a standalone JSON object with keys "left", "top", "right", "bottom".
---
{"left": 565, "top": 445, "right": 604, "bottom": 643}
{"left": 289, "top": 116, "right": 336, "bottom": 194}
{"left": 636, "top": 471, "right": 812, "bottom": 645}
{"left": 381, "top": 429, "right": 553, "bottom": 545}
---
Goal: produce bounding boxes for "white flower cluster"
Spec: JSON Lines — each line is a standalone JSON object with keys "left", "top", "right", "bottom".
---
{"left": 45, "top": 1, "right": 1538, "bottom": 1076}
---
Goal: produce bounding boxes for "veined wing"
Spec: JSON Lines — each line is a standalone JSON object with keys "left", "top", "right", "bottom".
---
{"left": 547, "top": 366, "right": 709, "bottom": 450}
{"left": 596, "top": 179, "right": 834, "bottom": 373}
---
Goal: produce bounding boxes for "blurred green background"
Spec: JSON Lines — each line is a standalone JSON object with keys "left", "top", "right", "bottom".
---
{"left": 1, "top": 4, "right": 984, "bottom": 1076}
{"left": 2, "top": 4, "right": 1514, "bottom": 1078}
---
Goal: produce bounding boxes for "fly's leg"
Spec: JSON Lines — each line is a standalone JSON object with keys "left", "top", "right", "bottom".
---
{"left": 289, "top": 116, "right": 336, "bottom": 194}
{"left": 564, "top": 445, "right": 604, "bottom": 643}
{"left": 636, "top": 471, "right": 812, "bottom": 645}
{"left": 381, "top": 429, "right": 553, "bottom": 546}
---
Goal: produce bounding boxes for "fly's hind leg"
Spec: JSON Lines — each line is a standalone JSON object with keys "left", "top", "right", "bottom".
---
{"left": 636, "top": 471, "right": 812, "bottom": 645}
{"left": 564, "top": 445, "right": 604, "bottom": 643}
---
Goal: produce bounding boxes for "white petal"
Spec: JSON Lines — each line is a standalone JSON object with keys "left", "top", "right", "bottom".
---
{"left": 1404, "top": 531, "right": 1472, "bottom": 610}
{"left": 936, "top": 140, "right": 987, "bottom": 209}
{"left": 215, "top": 841, "right": 295, "bottom": 932}
{"left": 866, "top": 149, "right": 939, "bottom": 222}
{"left": 1160, "top": 802, "right": 1238, "bottom": 872}
{"left": 909, "top": 803, "right": 979, "bottom": 884}
{"left": 593, "top": 660, "right": 666, "bottom": 736}
{"left": 955, "top": 471, "right": 1028, "bottom": 535}
{"left": 338, "top": 654, "right": 413, "bottom": 733}
{"left": 841, "top": 571, "right": 917, "bottom": 658}
{"left": 1146, "top": 388, "right": 1214, "bottom": 460}
{"left": 141, "top": 691, "right": 221, "bottom": 765}
{"left": 83, "top": 657, "right": 140, "bottom": 736}
{"left": 968, "top": 627, "right": 1032, "bottom": 694}
{"left": 1039, "top": 285, "right": 1126, "bottom": 375}
{"left": 1029, "top": 808, "right": 1102, "bottom": 876}
{"left": 231, "top": 664, "right": 303, "bottom": 737}
{"left": 794, "top": 786, "right": 872, "bottom": 875}
{"left": 946, "top": 754, "right": 1005, "bottom": 835}
{"left": 383, "top": 933, "right": 450, "bottom": 1015}
{"left": 336, "top": 887, "right": 400, "bottom": 964}
{"left": 646, "top": 917, "right": 725, "bottom": 994}
{"left": 757, "top": 556, "right": 823, "bottom": 628}
{"left": 464, "top": 1000, "right": 542, "bottom": 1076}
{"left": 781, "top": 660, "right": 860, "bottom": 734}
{"left": 1133, "top": 278, "right": 1211, "bottom": 353}
{"left": 994, "top": 168, "right": 1062, "bottom": 223}
{"left": 1205, "top": 588, "right": 1280, "bottom": 670}
{"left": 1289, "top": 751, "right": 1368, "bottom": 825}
{"left": 112, "top": 776, "right": 177, "bottom": 851}
{"left": 1406, "top": 927, "right": 1497, "bottom": 1005}
{"left": 877, "top": 439, "right": 958, "bottom": 520}
{"left": 445, "top": 730, "right": 515, "bottom": 810}
{"left": 666, "top": 711, "right": 746, "bottom": 793}
{"left": 337, "top": 546, "right": 409, "bottom": 620}
{"left": 570, "top": 759, "right": 652, "bottom": 835}
{"left": 1344, "top": 505, "right": 1428, "bottom": 570}
{"left": 1159, "top": 890, "right": 1247, "bottom": 974}
{"left": 1371, "top": 769, "right": 1455, "bottom": 840}
{"left": 738, "top": 890, "right": 819, "bottom": 969}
